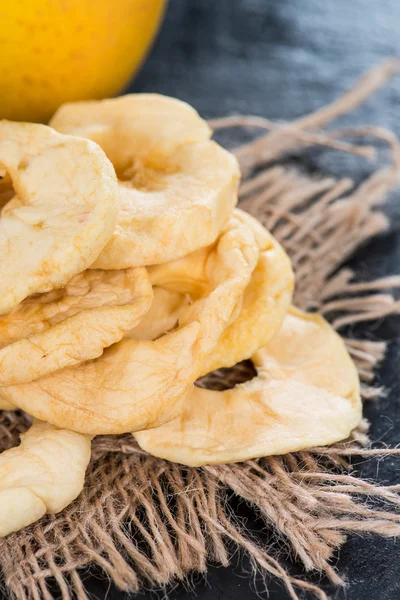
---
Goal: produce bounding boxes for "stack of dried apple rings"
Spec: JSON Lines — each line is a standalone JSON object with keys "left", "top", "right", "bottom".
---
{"left": 0, "top": 95, "right": 361, "bottom": 536}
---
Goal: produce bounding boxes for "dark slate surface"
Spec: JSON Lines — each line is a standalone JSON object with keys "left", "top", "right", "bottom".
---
{"left": 90, "top": 1, "right": 400, "bottom": 598}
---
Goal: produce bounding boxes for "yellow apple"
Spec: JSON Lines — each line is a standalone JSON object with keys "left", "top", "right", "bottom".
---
{"left": 0, "top": 0, "right": 166, "bottom": 122}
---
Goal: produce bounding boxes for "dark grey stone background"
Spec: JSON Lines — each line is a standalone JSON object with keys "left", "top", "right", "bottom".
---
{"left": 89, "top": 1, "right": 400, "bottom": 598}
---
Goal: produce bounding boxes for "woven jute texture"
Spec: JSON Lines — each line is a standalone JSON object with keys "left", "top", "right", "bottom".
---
{"left": 2, "top": 60, "right": 400, "bottom": 600}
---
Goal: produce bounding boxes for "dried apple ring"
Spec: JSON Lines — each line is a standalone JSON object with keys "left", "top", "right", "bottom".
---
{"left": 202, "top": 209, "right": 294, "bottom": 372}
{"left": 127, "top": 287, "right": 188, "bottom": 341}
{"left": 0, "top": 171, "right": 14, "bottom": 208}
{"left": 0, "top": 121, "right": 119, "bottom": 315}
{"left": 134, "top": 307, "right": 361, "bottom": 466}
{"left": 1, "top": 215, "right": 259, "bottom": 435}
{"left": 0, "top": 421, "right": 91, "bottom": 536}
{"left": 150, "top": 208, "right": 294, "bottom": 374}
{"left": 0, "top": 267, "right": 152, "bottom": 386}
{"left": 0, "top": 397, "right": 14, "bottom": 410}
{"left": 50, "top": 94, "right": 239, "bottom": 268}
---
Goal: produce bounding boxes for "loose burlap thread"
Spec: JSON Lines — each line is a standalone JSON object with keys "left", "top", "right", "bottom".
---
{"left": 2, "top": 60, "right": 400, "bottom": 600}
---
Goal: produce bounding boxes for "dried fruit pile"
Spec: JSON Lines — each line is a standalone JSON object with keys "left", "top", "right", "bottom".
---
{"left": 0, "top": 95, "right": 361, "bottom": 536}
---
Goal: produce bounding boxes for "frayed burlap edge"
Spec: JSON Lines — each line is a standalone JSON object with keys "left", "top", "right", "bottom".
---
{"left": 2, "top": 60, "right": 400, "bottom": 600}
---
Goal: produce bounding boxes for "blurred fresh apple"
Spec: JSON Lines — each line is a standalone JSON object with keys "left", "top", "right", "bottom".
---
{"left": 0, "top": 0, "right": 166, "bottom": 122}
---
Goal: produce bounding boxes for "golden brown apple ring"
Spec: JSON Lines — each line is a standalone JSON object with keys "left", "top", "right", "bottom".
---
{"left": 0, "top": 397, "right": 14, "bottom": 410}
{"left": 50, "top": 94, "right": 239, "bottom": 268}
{"left": 127, "top": 287, "right": 188, "bottom": 341}
{"left": 0, "top": 421, "right": 91, "bottom": 537}
{"left": 201, "top": 209, "right": 294, "bottom": 373}
{"left": 0, "top": 267, "right": 152, "bottom": 386}
{"left": 1, "top": 215, "right": 258, "bottom": 435}
{"left": 149, "top": 209, "right": 294, "bottom": 374}
{"left": 0, "top": 121, "right": 119, "bottom": 315}
{"left": 134, "top": 307, "right": 361, "bottom": 466}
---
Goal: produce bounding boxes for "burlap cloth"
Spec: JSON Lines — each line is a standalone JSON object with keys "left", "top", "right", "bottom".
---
{"left": 2, "top": 60, "right": 400, "bottom": 600}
